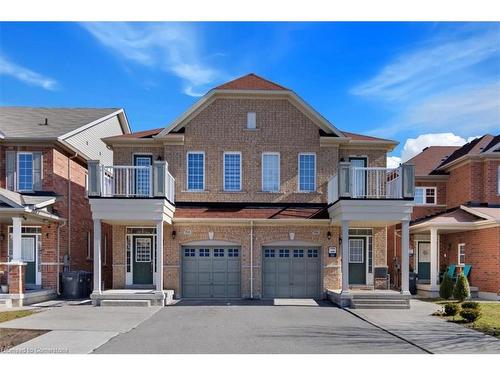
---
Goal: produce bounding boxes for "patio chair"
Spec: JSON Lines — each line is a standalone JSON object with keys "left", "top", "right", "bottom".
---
{"left": 446, "top": 265, "right": 456, "bottom": 281}
{"left": 463, "top": 264, "right": 472, "bottom": 280}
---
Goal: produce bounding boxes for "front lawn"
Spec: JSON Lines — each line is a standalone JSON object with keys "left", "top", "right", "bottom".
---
{"left": 425, "top": 299, "right": 500, "bottom": 338}
{"left": 0, "top": 309, "right": 49, "bottom": 352}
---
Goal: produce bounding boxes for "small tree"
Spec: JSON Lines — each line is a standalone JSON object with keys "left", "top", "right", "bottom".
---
{"left": 439, "top": 272, "right": 454, "bottom": 300}
{"left": 453, "top": 272, "right": 471, "bottom": 302}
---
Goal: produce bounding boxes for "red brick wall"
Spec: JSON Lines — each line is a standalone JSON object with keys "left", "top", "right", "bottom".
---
{"left": 412, "top": 180, "right": 447, "bottom": 220}
{"left": 483, "top": 159, "right": 500, "bottom": 204}
{"left": 440, "top": 227, "right": 500, "bottom": 295}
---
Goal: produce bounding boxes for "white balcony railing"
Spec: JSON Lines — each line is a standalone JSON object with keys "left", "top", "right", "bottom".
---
{"left": 328, "top": 163, "right": 415, "bottom": 203}
{"left": 87, "top": 161, "right": 175, "bottom": 203}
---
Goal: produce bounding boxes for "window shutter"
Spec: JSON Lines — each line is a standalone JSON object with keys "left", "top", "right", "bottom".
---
{"left": 33, "top": 152, "right": 43, "bottom": 191}
{"left": 6, "top": 151, "right": 16, "bottom": 191}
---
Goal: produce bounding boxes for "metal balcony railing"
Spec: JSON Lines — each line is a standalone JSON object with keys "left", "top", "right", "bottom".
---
{"left": 87, "top": 161, "right": 175, "bottom": 203}
{"left": 328, "top": 163, "right": 415, "bottom": 204}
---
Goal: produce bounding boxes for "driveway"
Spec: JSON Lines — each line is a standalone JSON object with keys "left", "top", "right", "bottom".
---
{"left": 0, "top": 305, "right": 160, "bottom": 354}
{"left": 94, "top": 300, "right": 424, "bottom": 354}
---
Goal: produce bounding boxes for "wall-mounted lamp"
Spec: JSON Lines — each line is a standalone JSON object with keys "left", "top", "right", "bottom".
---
{"left": 339, "top": 236, "right": 342, "bottom": 245}
{"left": 157, "top": 156, "right": 162, "bottom": 161}
{"left": 327, "top": 231, "right": 332, "bottom": 240}
{"left": 171, "top": 230, "right": 176, "bottom": 240}
{"left": 46, "top": 233, "right": 50, "bottom": 239}
{"left": 0, "top": 234, "right": 4, "bottom": 241}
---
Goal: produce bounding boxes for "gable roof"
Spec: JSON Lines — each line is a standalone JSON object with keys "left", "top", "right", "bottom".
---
{"left": 157, "top": 73, "right": 346, "bottom": 138}
{"left": 105, "top": 127, "right": 163, "bottom": 141}
{"left": 434, "top": 134, "right": 498, "bottom": 171}
{"left": 214, "top": 73, "right": 289, "bottom": 91}
{"left": 406, "top": 146, "right": 460, "bottom": 177}
{"left": 0, "top": 107, "right": 124, "bottom": 139}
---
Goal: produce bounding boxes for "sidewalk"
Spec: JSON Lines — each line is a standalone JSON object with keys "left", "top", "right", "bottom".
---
{"left": 1, "top": 305, "right": 160, "bottom": 354}
{"left": 347, "top": 299, "right": 500, "bottom": 354}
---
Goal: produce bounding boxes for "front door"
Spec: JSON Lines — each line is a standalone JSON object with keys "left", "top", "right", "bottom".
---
{"left": 21, "top": 236, "right": 36, "bottom": 285}
{"left": 133, "top": 236, "right": 153, "bottom": 285}
{"left": 418, "top": 242, "right": 431, "bottom": 280}
{"left": 348, "top": 237, "right": 366, "bottom": 285}
{"left": 349, "top": 157, "right": 367, "bottom": 197}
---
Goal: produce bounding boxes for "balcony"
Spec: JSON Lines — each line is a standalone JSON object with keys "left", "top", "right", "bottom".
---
{"left": 327, "top": 162, "right": 415, "bottom": 225}
{"left": 87, "top": 161, "right": 175, "bottom": 224}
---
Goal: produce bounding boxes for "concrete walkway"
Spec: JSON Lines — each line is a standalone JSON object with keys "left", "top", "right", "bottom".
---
{"left": 1, "top": 305, "right": 160, "bottom": 354}
{"left": 348, "top": 299, "right": 500, "bottom": 354}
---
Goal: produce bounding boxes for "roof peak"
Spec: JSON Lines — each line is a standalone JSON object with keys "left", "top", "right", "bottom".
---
{"left": 214, "top": 73, "right": 289, "bottom": 91}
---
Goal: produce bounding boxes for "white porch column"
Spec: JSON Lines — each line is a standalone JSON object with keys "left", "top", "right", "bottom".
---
{"left": 430, "top": 227, "right": 439, "bottom": 287}
{"left": 12, "top": 217, "right": 22, "bottom": 261}
{"left": 341, "top": 220, "right": 350, "bottom": 295}
{"left": 401, "top": 220, "right": 410, "bottom": 295}
{"left": 93, "top": 218, "right": 102, "bottom": 294}
{"left": 156, "top": 220, "right": 164, "bottom": 292}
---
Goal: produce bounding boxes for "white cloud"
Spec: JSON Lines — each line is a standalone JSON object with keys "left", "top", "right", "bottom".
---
{"left": 352, "top": 27, "right": 500, "bottom": 139}
{"left": 351, "top": 29, "right": 500, "bottom": 102}
{"left": 82, "top": 22, "right": 223, "bottom": 97}
{"left": 387, "top": 155, "right": 402, "bottom": 169}
{"left": 0, "top": 55, "right": 58, "bottom": 90}
{"left": 399, "top": 133, "right": 472, "bottom": 162}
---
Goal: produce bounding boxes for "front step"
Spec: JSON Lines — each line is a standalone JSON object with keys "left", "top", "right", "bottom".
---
{"left": 100, "top": 299, "right": 151, "bottom": 307}
{"left": 353, "top": 303, "right": 409, "bottom": 309}
{"left": 351, "top": 293, "right": 410, "bottom": 309}
{"left": 352, "top": 299, "right": 408, "bottom": 305}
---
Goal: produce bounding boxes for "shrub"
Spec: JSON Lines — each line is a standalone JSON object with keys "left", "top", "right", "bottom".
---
{"left": 461, "top": 301, "right": 479, "bottom": 310}
{"left": 453, "top": 272, "right": 470, "bottom": 302}
{"left": 439, "top": 272, "right": 454, "bottom": 300}
{"left": 460, "top": 308, "right": 481, "bottom": 323}
{"left": 444, "top": 303, "right": 460, "bottom": 316}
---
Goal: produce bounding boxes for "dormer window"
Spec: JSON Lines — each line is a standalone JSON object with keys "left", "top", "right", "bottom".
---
{"left": 247, "top": 112, "right": 256, "bottom": 129}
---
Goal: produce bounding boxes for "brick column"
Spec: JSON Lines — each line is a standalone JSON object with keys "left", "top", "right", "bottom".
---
{"left": 8, "top": 262, "right": 26, "bottom": 294}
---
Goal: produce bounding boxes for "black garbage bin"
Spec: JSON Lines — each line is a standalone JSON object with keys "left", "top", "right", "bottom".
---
{"left": 409, "top": 272, "right": 417, "bottom": 295}
{"left": 61, "top": 271, "right": 91, "bottom": 299}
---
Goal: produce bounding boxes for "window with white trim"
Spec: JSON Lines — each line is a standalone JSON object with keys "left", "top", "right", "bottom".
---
{"left": 298, "top": 153, "right": 316, "bottom": 192}
{"left": 247, "top": 112, "right": 256, "bottom": 129}
{"left": 187, "top": 152, "right": 205, "bottom": 191}
{"left": 224, "top": 152, "right": 242, "bottom": 191}
{"left": 414, "top": 187, "right": 436, "bottom": 205}
{"left": 262, "top": 153, "right": 280, "bottom": 192}
{"left": 17, "top": 152, "right": 34, "bottom": 191}
{"left": 458, "top": 243, "right": 466, "bottom": 266}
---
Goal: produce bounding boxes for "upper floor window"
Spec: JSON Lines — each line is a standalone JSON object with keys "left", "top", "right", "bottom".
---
{"left": 223, "top": 152, "right": 242, "bottom": 191}
{"left": 187, "top": 152, "right": 205, "bottom": 191}
{"left": 414, "top": 187, "right": 436, "bottom": 205}
{"left": 262, "top": 153, "right": 280, "bottom": 192}
{"left": 298, "top": 153, "right": 316, "bottom": 192}
{"left": 18, "top": 152, "right": 34, "bottom": 191}
{"left": 458, "top": 243, "right": 466, "bottom": 266}
{"left": 247, "top": 112, "right": 256, "bottom": 129}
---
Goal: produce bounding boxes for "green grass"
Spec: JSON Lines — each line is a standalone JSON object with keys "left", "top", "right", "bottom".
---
{"left": 430, "top": 301, "right": 500, "bottom": 338}
{"left": 0, "top": 310, "right": 34, "bottom": 323}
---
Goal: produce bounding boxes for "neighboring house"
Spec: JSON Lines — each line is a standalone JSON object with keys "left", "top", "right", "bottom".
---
{"left": 0, "top": 107, "right": 130, "bottom": 306}
{"left": 87, "top": 74, "right": 415, "bottom": 308}
{"left": 388, "top": 136, "right": 500, "bottom": 300}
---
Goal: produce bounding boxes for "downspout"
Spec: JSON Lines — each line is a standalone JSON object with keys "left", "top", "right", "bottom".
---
{"left": 250, "top": 220, "right": 254, "bottom": 299}
{"left": 56, "top": 220, "right": 66, "bottom": 295}
{"left": 67, "top": 153, "right": 78, "bottom": 268}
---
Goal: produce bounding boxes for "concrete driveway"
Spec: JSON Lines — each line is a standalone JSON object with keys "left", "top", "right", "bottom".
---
{"left": 94, "top": 300, "right": 424, "bottom": 354}
{"left": 0, "top": 305, "right": 160, "bottom": 354}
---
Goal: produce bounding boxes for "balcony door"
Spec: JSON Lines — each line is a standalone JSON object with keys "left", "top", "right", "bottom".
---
{"left": 349, "top": 157, "right": 367, "bottom": 198}
{"left": 134, "top": 155, "right": 152, "bottom": 196}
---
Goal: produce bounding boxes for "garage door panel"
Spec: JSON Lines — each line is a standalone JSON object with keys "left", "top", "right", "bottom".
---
{"left": 263, "top": 247, "right": 320, "bottom": 299}
{"left": 182, "top": 246, "right": 240, "bottom": 298}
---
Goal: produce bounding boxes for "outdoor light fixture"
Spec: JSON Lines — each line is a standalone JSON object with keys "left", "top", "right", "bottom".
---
{"left": 171, "top": 230, "right": 176, "bottom": 240}
{"left": 339, "top": 236, "right": 342, "bottom": 245}
{"left": 327, "top": 231, "right": 332, "bottom": 240}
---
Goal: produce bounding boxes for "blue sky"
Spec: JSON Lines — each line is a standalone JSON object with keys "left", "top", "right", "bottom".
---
{"left": 1, "top": 22, "right": 499, "bottom": 163}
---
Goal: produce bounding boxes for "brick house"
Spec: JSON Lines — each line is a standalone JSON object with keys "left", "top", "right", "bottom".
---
{"left": 0, "top": 107, "right": 130, "bottom": 306}
{"left": 86, "top": 74, "right": 416, "bottom": 308}
{"left": 388, "top": 137, "right": 500, "bottom": 300}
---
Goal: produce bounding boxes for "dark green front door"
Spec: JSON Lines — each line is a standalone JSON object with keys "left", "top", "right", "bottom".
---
{"left": 21, "top": 236, "right": 36, "bottom": 285}
{"left": 133, "top": 236, "right": 153, "bottom": 285}
{"left": 348, "top": 237, "right": 366, "bottom": 285}
{"left": 418, "top": 242, "right": 431, "bottom": 280}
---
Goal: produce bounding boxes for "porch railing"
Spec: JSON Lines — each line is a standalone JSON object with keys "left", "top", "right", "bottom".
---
{"left": 87, "top": 161, "right": 175, "bottom": 203}
{"left": 328, "top": 163, "right": 415, "bottom": 203}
